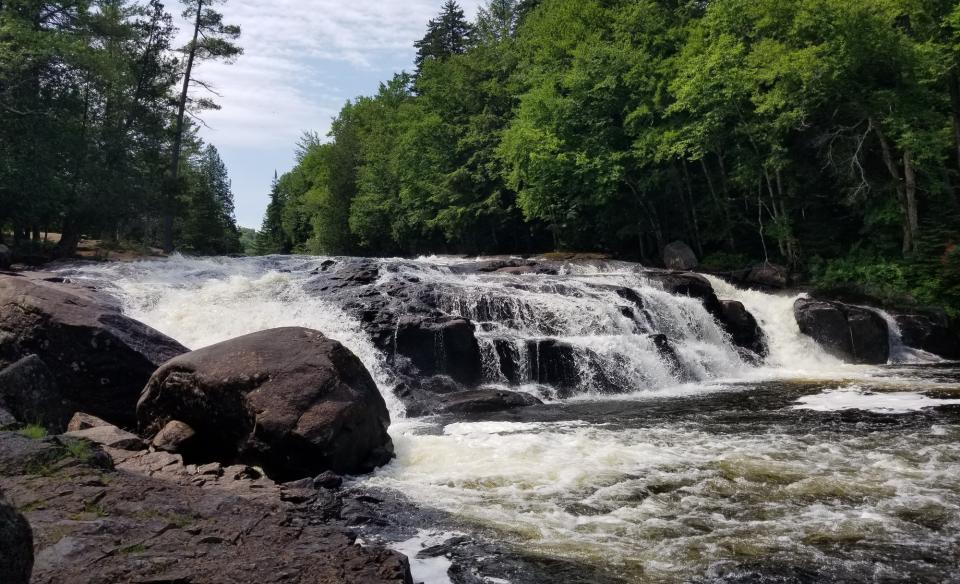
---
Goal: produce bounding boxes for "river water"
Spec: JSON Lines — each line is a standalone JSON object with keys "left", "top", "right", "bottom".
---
{"left": 58, "top": 256, "right": 960, "bottom": 583}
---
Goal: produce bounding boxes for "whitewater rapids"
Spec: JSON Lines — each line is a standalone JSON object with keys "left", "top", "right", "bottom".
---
{"left": 57, "top": 255, "right": 960, "bottom": 583}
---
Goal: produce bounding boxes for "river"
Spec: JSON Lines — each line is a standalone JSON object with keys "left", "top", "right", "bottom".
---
{"left": 57, "top": 255, "right": 960, "bottom": 584}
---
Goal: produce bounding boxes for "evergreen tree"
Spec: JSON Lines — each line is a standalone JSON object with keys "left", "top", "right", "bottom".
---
{"left": 413, "top": 0, "right": 472, "bottom": 76}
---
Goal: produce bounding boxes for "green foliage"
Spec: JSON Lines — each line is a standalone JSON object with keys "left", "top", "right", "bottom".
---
{"left": 18, "top": 424, "right": 48, "bottom": 440}
{"left": 257, "top": 0, "right": 960, "bottom": 313}
{"left": 0, "top": 0, "right": 241, "bottom": 256}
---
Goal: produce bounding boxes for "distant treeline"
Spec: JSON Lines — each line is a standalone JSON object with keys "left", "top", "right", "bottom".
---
{"left": 257, "top": 0, "right": 960, "bottom": 312}
{"left": 0, "top": 0, "right": 243, "bottom": 256}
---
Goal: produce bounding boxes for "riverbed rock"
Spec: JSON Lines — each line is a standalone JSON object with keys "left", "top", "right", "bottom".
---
{"left": 794, "top": 299, "right": 889, "bottom": 364}
{"left": 138, "top": 327, "right": 394, "bottom": 481}
{"left": 65, "top": 412, "right": 110, "bottom": 432}
{"left": 663, "top": 241, "right": 698, "bottom": 270}
{"left": 745, "top": 263, "right": 789, "bottom": 289}
{"left": 439, "top": 389, "right": 542, "bottom": 414}
{"left": 0, "top": 355, "right": 74, "bottom": 431}
{"left": 718, "top": 300, "right": 768, "bottom": 358}
{"left": 395, "top": 316, "right": 482, "bottom": 385}
{"left": 894, "top": 314, "right": 960, "bottom": 360}
{"left": 0, "top": 275, "right": 188, "bottom": 427}
{"left": 0, "top": 491, "right": 33, "bottom": 584}
{"left": 151, "top": 420, "right": 197, "bottom": 453}
{"left": 649, "top": 272, "right": 723, "bottom": 316}
{"left": 64, "top": 423, "right": 146, "bottom": 451}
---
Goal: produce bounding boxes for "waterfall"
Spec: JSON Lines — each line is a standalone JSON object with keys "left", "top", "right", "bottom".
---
{"left": 874, "top": 308, "right": 943, "bottom": 364}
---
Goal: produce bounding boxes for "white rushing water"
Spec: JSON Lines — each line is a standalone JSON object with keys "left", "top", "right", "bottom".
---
{"left": 58, "top": 256, "right": 960, "bottom": 583}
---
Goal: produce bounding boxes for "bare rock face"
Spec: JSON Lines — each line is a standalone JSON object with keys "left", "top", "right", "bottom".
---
{"left": 64, "top": 424, "right": 146, "bottom": 451}
{"left": 0, "top": 275, "right": 188, "bottom": 427}
{"left": 138, "top": 327, "right": 394, "bottom": 481}
{"left": 0, "top": 355, "right": 74, "bottom": 431}
{"left": 66, "top": 412, "right": 111, "bottom": 432}
{"left": 794, "top": 299, "right": 889, "bottom": 364}
{"left": 894, "top": 314, "right": 960, "bottom": 360}
{"left": 151, "top": 420, "right": 197, "bottom": 453}
{"left": 0, "top": 490, "right": 33, "bottom": 584}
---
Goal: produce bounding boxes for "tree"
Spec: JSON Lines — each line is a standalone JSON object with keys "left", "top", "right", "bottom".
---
{"left": 413, "top": 0, "right": 472, "bottom": 77}
{"left": 163, "top": 0, "right": 241, "bottom": 252}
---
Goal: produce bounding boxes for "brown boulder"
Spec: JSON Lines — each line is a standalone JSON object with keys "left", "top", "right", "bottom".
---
{"left": 0, "top": 275, "right": 188, "bottom": 427}
{"left": 138, "top": 327, "right": 394, "bottom": 481}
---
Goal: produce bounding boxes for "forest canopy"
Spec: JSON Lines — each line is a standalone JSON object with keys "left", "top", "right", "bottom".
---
{"left": 0, "top": 0, "right": 243, "bottom": 256}
{"left": 258, "top": 0, "right": 960, "bottom": 312}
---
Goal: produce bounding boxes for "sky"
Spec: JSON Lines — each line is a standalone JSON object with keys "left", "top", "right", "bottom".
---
{"left": 184, "top": 0, "right": 484, "bottom": 229}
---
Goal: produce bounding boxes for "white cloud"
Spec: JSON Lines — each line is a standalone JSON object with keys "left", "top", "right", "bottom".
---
{"left": 173, "top": 0, "right": 484, "bottom": 227}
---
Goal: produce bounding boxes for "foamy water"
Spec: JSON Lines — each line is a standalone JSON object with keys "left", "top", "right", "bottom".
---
{"left": 57, "top": 256, "right": 960, "bottom": 583}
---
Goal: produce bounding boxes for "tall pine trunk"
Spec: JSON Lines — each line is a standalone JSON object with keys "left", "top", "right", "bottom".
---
{"left": 163, "top": 0, "right": 204, "bottom": 253}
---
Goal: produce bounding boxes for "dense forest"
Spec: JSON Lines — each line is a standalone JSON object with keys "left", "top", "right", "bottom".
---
{"left": 0, "top": 0, "right": 243, "bottom": 256}
{"left": 257, "top": 0, "right": 960, "bottom": 312}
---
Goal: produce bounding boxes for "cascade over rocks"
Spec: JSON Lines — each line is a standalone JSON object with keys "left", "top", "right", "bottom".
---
{"left": 394, "top": 316, "right": 482, "bottom": 385}
{"left": 794, "top": 299, "right": 889, "bottom": 364}
{"left": 0, "top": 274, "right": 188, "bottom": 427}
{"left": 0, "top": 490, "right": 33, "bottom": 584}
{"left": 138, "top": 327, "right": 394, "bottom": 481}
{"left": 894, "top": 314, "right": 960, "bottom": 360}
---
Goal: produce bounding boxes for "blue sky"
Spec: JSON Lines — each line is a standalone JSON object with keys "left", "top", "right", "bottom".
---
{"left": 186, "top": 0, "right": 483, "bottom": 229}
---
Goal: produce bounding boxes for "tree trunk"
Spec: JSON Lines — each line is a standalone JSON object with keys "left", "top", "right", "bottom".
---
{"left": 700, "top": 157, "right": 734, "bottom": 250}
{"left": 678, "top": 161, "right": 703, "bottom": 257}
{"left": 903, "top": 150, "right": 919, "bottom": 253}
{"left": 164, "top": 0, "right": 204, "bottom": 253}
{"left": 874, "top": 122, "right": 913, "bottom": 254}
{"left": 949, "top": 72, "right": 960, "bottom": 206}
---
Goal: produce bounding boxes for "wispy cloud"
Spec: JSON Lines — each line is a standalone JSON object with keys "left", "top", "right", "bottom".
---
{"left": 176, "top": 0, "right": 484, "bottom": 226}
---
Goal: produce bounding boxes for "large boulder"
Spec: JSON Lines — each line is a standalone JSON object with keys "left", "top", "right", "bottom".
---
{"left": 717, "top": 300, "right": 767, "bottom": 358}
{"left": 0, "top": 491, "right": 33, "bottom": 584}
{"left": 138, "top": 327, "right": 394, "bottom": 481}
{"left": 794, "top": 299, "right": 889, "bottom": 364}
{"left": 662, "top": 241, "right": 698, "bottom": 271}
{"left": 894, "top": 314, "right": 960, "bottom": 360}
{"left": 744, "top": 263, "right": 789, "bottom": 289}
{"left": 0, "top": 355, "right": 74, "bottom": 431}
{"left": 648, "top": 272, "right": 723, "bottom": 316}
{"left": 0, "top": 275, "right": 188, "bottom": 427}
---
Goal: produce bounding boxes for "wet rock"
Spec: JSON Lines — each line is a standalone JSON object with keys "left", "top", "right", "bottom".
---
{"left": 64, "top": 424, "right": 146, "bottom": 451}
{"left": 651, "top": 334, "right": 685, "bottom": 379}
{"left": 66, "top": 412, "right": 111, "bottom": 432}
{"left": 0, "top": 355, "right": 74, "bottom": 431}
{"left": 314, "top": 471, "right": 343, "bottom": 490}
{"left": 439, "top": 389, "right": 542, "bottom": 414}
{"left": 0, "top": 275, "right": 188, "bottom": 427}
{"left": 742, "top": 263, "right": 789, "bottom": 289}
{"left": 663, "top": 241, "right": 698, "bottom": 271}
{"left": 895, "top": 314, "right": 960, "bottom": 360}
{"left": 395, "top": 316, "right": 482, "bottom": 385}
{"left": 794, "top": 299, "right": 889, "bottom": 364}
{"left": 527, "top": 339, "right": 581, "bottom": 390}
{"left": 648, "top": 272, "right": 723, "bottom": 317}
{"left": 138, "top": 327, "right": 394, "bottom": 481}
{"left": 717, "top": 300, "right": 767, "bottom": 358}
{"left": 0, "top": 491, "right": 33, "bottom": 584}
{"left": 151, "top": 420, "right": 196, "bottom": 454}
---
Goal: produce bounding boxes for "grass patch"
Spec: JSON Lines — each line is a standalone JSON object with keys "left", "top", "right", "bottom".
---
{"left": 63, "top": 438, "right": 92, "bottom": 462}
{"left": 18, "top": 424, "right": 48, "bottom": 440}
{"left": 118, "top": 543, "right": 148, "bottom": 555}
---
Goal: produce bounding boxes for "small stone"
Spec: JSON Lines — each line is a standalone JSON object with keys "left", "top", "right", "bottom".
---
{"left": 313, "top": 471, "right": 343, "bottom": 490}
{"left": 64, "top": 425, "right": 146, "bottom": 451}
{"left": 66, "top": 412, "right": 111, "bottom": 432}
{"left": 151, "top": 420, "right": 196, "bottom": 454}
{"left": 197, "top": 463, "right": 222, "bottom": 477}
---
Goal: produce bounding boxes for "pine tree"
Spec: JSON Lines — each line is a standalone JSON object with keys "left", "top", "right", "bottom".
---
{"left": 413, "top": 0, "right": 472, "bottom": 75}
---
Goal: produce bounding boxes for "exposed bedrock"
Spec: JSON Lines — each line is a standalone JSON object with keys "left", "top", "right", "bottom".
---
{"left": 793, "top": 299, "right": 889, "bottom": 364}
{"left": 0, "top": 490, "right": 33, "bottom": 584}
{"left": 0, "top": 274, "right": 188, "bottom": 427}
{"left": 138, "top": 327, "right": 394, "bottom": 481}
